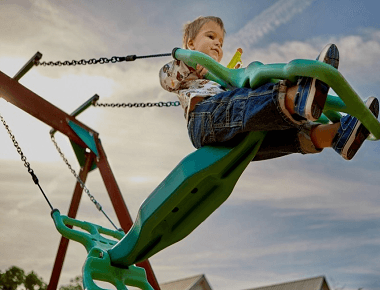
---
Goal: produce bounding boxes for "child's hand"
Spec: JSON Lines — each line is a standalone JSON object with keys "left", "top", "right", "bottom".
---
{"left": 196, "top": 64, "right": 208, "bottom": 78}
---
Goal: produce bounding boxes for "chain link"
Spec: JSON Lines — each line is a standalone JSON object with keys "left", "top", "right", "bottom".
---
{"left": 36, "top": 53, "right": 171, "bottom": 67}
{"left": 50, "top": 134, "right": 119, "bottom": 230}
{"left": 1, "top": 114, "right": 34, "bottom": 173}
{"left": 1, "top": 113, "right": 54, "bottom": 209}
{"left": 93, "top": 100, "right": 180, "bottom": 108}
{"left": 50, "top": 134, "right": 100, "bottom": 208}
{"left": 37, "top": 57, "right": 123, "bottom": 67}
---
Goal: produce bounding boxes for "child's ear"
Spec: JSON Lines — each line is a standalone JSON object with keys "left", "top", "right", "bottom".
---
{"left": 187, "top": 39, "right": 194, "bottom": 50}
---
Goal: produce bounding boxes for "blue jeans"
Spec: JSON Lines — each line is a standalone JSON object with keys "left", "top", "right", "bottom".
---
{"left": 187, "top": 82, "right": 322, "bottom": 161}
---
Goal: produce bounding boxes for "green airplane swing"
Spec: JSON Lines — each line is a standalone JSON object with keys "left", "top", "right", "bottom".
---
{"left": 48, "top": 47, "right": 380, "bottom": 290}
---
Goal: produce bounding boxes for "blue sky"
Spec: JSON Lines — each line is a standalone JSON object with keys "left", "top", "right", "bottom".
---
{"left": 1, "top": 1, "right": 380, "bottom": 290}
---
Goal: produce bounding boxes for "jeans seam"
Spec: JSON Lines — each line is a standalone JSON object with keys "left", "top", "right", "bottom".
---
{"left": 207, "top": 112, "right": 216, "bottom": 143}
{"left": 273, "top": 81, "right": 304, "bottom": 128}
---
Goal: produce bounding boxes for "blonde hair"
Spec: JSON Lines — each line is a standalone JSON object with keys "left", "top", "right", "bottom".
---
{"left": 182, "top": 16, "right": 226, "bottom": 49}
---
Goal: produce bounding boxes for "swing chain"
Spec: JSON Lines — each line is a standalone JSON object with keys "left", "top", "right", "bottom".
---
{"left": 50, "top": 134, "right": 100, "bottom": 207}
{"left": 50, "top": 134, "right": 119, "bottom": 230}
{"left": 93, "top": 100, "right": 181, "bottom": 108}
{"left": 37, "top": 57, "right": 125, "bottom": 67}
{"left": 0, "top": 113, "right": 54, "bottom": 210}
{"left": 36, "top": 53, "right": 171, "bottom": 67}
{"left": 0, "top": 114, "right": 38, "bottom": 182}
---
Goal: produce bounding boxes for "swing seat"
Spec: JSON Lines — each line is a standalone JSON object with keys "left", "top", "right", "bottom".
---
{"left": 108, "top": 131, "right": 266, "bottom": 267}
{"left": 52, "top": 131, "right": 266, "bottom": 289}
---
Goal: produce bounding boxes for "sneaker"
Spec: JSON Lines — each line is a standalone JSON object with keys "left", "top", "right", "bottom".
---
{"left": 332, "top": 96, "right": 379, "bottom": 160}
{"left": 294, "top": 43, "right": 340, "bottom": 121}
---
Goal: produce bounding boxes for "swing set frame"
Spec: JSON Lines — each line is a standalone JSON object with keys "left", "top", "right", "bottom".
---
{"left": 0, "top": 52, "right": 161, "bottom": 290}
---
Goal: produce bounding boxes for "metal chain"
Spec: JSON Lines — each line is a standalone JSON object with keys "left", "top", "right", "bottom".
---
{"left": 1, "top": 114, "right": 33, "bottom": 171}
{"left": 93, "top": 100, "right": 180, "bottom": 108}
{"left": 36, "top": 53, "right": 171, "bottom": 67}
{"left": 50, "top": 134, "right": 119, "bottom": 230}
{"left": 0, "top": 113, "right": 54, "bottom": 210}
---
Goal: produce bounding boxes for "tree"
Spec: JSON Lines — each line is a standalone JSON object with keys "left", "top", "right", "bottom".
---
{"left": 24, "top": 271, "right": 47, "bottom": 290}
{"left": 59, "top": 276, "right": 83, "bottom": 290}
{"left": 0, "top": 266, "right": 84, "bottom": 290}
{"left": 0, "top": 266, "right": 25, "bottom": 290}
{"left": 0, "top": 266, "right": 47, "bottom": 290}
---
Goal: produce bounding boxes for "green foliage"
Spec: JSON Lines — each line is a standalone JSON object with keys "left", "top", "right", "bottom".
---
{"left": 0, "top": 266, "right": 83, "bottom": 290}
{"left": 59, "top": 276, "right": 83, "bottom": 290}
{"left": 0, "top": 266, "right": 47, "bottom": 290}
{"left": 24, "top": 272, "right": 47, "bottom": 290}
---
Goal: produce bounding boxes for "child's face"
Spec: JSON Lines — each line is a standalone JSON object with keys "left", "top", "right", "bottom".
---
{"left": 187, "top": 21, "right": 224, "bottom": 62}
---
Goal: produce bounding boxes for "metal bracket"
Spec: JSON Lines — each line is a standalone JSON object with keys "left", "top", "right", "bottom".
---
{"left": 68, "top": 120, "right": 99, "bottom": 157}
{"left": 13, "top": 52, "right": 42, "bottom": 81}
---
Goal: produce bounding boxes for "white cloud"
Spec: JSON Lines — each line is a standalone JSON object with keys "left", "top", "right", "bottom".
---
{"left": 1, "top": 1, "right": 106, "bottom": 58}
{"left": 230, "top": 154, "right": 380, "bottom": 221}
{"left": 226, "top": 0, "right": 315, "bottom": 50}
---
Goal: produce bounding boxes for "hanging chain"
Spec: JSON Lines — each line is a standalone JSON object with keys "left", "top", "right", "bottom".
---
{"left": 50, "top": 134, "right": 119, "bottom": 230}
{"left": 35, "top": 51, "right": 180, "bottom": 110}
{"left": 1, "top": 114, "right": 33, "bottom": 172}
{"left": 0, "top": 113, "right": 54, "bottom": 210}
{"left": 36, "top": 53, "right": 171, "bottom": 67}
{"left": 93, "top": 100, "right": 180, "bottom": 108}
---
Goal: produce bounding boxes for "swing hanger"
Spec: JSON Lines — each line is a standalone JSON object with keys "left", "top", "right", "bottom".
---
{"left": 36, "top": 52, "right": 171, "bottom": 67}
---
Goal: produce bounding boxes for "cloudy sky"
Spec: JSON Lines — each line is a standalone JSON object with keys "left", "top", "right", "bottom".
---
{"left": 1, "top": 0, "right": 380, "bottom": 290}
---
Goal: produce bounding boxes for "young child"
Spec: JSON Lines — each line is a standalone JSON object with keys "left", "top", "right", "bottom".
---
{"left": 159, "top": 16, "right": 379, "bottom": 161}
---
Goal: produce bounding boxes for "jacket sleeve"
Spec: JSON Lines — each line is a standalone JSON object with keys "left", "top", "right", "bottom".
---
{"left": 159, "top": 60, "right": 194, "bottom": 92}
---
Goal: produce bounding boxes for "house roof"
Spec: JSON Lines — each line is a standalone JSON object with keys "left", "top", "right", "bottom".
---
{"left": 159, "top": 274, "right": 330, "bottom": 290}
{"left": 246, "top": 276, "right": 329, "bottom": 290}
{"left": 159, "top": 274, "right": 209, "bottom": 290}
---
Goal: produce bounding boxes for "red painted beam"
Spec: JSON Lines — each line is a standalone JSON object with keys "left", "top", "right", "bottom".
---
{"left": 0, "top": 70, "right": 95, "bottom": 149}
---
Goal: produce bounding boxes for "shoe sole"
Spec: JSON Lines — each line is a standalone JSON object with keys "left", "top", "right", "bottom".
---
{"left": 305, "top": 44, "right": 339, "bottom": 121}
{"left": 342, "top": 97, "right": 379, "bottom": 160}
{"left": 307, "top": 78, "right": 328, "bottom": 120}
